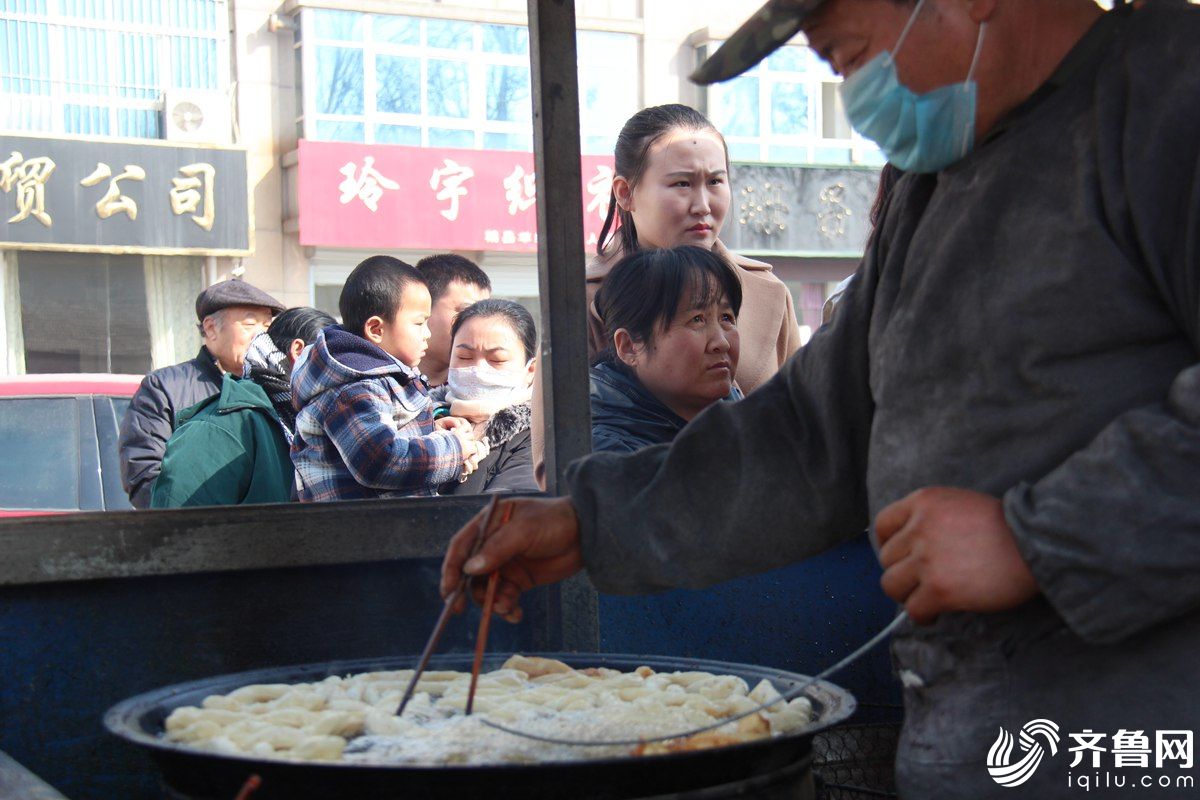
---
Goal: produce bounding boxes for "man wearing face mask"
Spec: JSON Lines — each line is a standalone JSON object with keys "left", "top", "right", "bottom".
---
{"left": 440, "top": 1, "right": 1200, "bottom": 797}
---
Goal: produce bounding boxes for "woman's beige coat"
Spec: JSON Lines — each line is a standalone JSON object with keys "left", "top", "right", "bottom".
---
{"left": 532, "top": 239, "right": 803, "bottom": 486}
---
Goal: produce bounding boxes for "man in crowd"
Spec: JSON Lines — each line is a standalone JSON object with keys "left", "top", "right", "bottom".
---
{"left": 443, "top": 1, "right": 1200, "bottom": 797}
{"left": 118, "top": 278, "right": 284, "bottom": 508}
{"left": 416, "top": 254, "right": 492, "bottom": 387}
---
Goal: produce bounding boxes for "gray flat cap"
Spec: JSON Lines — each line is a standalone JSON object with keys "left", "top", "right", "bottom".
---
{"left": 195, "top": 279, "right": 285, "bottom": 321}
{"left": 692, "top": 0, "right": 828, "bottom": 85}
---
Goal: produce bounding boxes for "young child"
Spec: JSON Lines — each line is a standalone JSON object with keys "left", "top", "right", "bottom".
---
{"left": 290, "top": 255, "right": 485, "bottom": 501}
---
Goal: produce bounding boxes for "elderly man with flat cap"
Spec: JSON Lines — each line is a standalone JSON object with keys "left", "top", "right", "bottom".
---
{"left": 442, "top": 1, "right": 1200, "bottom": 796}
{"left": 119, "top": 279, "right": 284, "bottom": 509}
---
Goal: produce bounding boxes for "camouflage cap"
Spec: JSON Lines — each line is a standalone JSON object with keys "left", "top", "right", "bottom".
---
{"left": 691, "top": 0, "right": 828, "bottom": 85}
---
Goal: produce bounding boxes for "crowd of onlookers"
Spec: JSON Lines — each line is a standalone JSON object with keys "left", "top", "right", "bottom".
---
{"left": 117, "top": 102, "right": 811, "bottom": 508}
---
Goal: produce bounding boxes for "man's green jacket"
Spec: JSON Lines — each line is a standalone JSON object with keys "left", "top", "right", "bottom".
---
{"left": 151, "top": 375, "right": 294, "bottom": 508}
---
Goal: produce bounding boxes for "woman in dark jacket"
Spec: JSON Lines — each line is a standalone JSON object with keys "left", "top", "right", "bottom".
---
{"left": 591, "top": 245, "right": 743, "bottom": 453}
{"left": 434, "top": 299, "right": 538, "bottom": 494}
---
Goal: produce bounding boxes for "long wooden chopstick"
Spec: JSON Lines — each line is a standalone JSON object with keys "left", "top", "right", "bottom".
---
{"left": 396, "top": 496, "right": 505, "bottom": 718}
{"left": 464, "top": 501, "right": 513, "bottom": 715}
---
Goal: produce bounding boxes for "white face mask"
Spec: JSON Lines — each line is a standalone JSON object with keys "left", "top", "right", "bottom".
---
{"left": 448, "top": 363, "right": 531, "bottom": 403}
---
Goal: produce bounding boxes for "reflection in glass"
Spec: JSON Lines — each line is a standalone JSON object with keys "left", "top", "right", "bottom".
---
{"left": 316, "top": 119, "right": 365, "bottom": 141}
{"left": 374, "top": 15, "right": 419, "bottom": 46}
{"left": 313, "top": 9, "right": 363, "bottom": 41}
{"left": 376, "top": 55, "right": 420, "bottom": 114}
{"left": 487, "top": 64, "right": 530, "bottom": 122}
{"left": 727, "top": 141, "right": 760, "bottom": 162}
{"left": 429, "top": 127, "right": 474, "bottom": 148}
{"left": 427, "top": 59, "right": 469, "bottom": 118}
{"left": 483, "top": 24, "right": 528, "bottom": 54}
{"left": 0, "top": 398, "right": 79, "bottom": 511}
{"left": 425, "top": 18, "right": 472, "bottom": 50}
{"left": 767, "top": 144, "right": 810, "bottom": 164}
{"left": 712, "top": 76, "right": 760, "bottom": 138}
{"left": 484, "top": 131, "right": 531, "bottom": 151}
{"left": 316, "top": 46, "right": 364, "bottom": 115}
{"left": 810, "top": 146, "right": 852, "bottom": 165}
{"left": 771, "top": 82, "right": 809, "bottom": 135}
{"left": 375, "top": 124, "right": 421, "bottom": 145}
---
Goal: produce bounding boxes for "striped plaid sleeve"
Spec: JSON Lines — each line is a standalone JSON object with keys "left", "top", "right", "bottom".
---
{"left": 323, "top": 383, "right": 464, "bottom": 491}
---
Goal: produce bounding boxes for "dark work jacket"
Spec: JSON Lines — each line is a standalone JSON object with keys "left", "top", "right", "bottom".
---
{"left": 119, "top": 345, "right": 224, "bottom": 509}
{"left": 589, "top": 361, "right": 739, "bottom": 454}
{"left": 567, "top": 8, "right": 1200, "bottom": 798}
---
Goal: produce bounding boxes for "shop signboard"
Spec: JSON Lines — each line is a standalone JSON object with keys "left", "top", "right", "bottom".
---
{"left": 297, "top": 140, "right": 614, "bottom": 252}
{"left": 0, "top": 133, "right": 252, "bottom": 256}
{"left": 719, "top": 163, "right": 880, "bottom": 257}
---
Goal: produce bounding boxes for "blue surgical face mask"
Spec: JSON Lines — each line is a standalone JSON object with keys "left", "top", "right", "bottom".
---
{"left": 839, "top": 0, "right": 987, "bottom": 174}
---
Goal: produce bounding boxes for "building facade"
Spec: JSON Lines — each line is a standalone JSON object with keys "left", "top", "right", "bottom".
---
{"left": 0, "top": 0, "right": 893, "bottom": 375}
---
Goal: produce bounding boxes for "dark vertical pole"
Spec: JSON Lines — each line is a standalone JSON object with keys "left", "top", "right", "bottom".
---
{"left": 527, "top": 0, "right": 591, "bottom": 495}
{"left": 527, "top": 0, "right": 598, "bottom": 653}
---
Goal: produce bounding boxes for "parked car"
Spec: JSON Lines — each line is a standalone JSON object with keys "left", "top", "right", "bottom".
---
{"left": 0, "top": 374, "right": 143, "bottom": 516}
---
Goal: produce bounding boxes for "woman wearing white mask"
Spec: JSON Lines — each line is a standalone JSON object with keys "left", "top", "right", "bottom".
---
{"left": 432, "top": 299, "right": 538, "bottom": 495}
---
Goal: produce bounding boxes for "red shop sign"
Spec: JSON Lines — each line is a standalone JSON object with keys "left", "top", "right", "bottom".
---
{"left": 297, "top": 140, "right": 615, "bottom": 252}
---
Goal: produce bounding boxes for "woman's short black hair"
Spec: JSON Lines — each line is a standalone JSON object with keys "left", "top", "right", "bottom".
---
{"left": 268, "top": 307, "right": 336, "bottom": 352}
{"left": 450, "top": 298, "right": 538, "bottom": 362}
{"left": 594, "top": 245, "right": 742, "bottom": 366}
{"left": 339, "top": 255, "right": 424, "bottom": 336}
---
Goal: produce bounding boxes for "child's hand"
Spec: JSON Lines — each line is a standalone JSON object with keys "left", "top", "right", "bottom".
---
{"left": 464, "top": 439, "right": 491, "bottom": 476}
{"left": 436, "top": 415, "right": 471, "bottom": 433}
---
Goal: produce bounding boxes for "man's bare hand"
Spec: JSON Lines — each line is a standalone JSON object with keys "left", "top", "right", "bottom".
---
{"left": 876, "top": 487, "right": 1039, "bottom": 625}
{"left": 440, "top": 497, "right": 583, "bottom": 623}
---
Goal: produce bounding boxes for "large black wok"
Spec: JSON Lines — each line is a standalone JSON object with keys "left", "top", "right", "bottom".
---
{"left": 105, "top": 652, "right": 856, "bottom": 800}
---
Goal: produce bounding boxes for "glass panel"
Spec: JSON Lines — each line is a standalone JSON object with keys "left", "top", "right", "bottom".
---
{"left": 117, "top": 32, "right": 160, "bottom": 99}
{"left": 171, "top": 35, "right": 219, "bottom": 90}
{"left": 711, "top": 76, "right": 759, "bottom": 137}
{"left": 483, "top": 24, "right": 528, "bottom": 55}
{"left": 374, "top": 15, "right": 420, "bottom": 46}
{"left": 17, "top": 253, "right": 151, "bottom": 375}
{"left": 316, "top": 46, "right": 364, "bottom": 115}
{"left": 376, "top": 55, "right": 420, "bottom": 114}
{"left": 486, "top": 64, "right": 530, "bottom": 122}
{"left": 767, "top": 144, "right": 810, "bottom": 163}
{"left": 771, "top": 81, "right": 810, "bottom": 135}
{"left": 484, "top": 131, "right": 531, "bottom": 151}
{"left": 855, "top": 148, "right": 887, "bottom": 166}
{"left": 821, "top": 82, "right": 851, "bottom": 139}
{"left": 766, "top": 45, "right": 808, "bottom": 73}
{"left": 809, "top": 146, "right": 852, "bottom": 165}
{"left": 117, "top": 107, "right": 159, "bottom": 137}
{"left": 727, "top": 141, "right": 760, "bottom": 161}
{"left": 313, "top": 9, "right": 364, "bottom": 41}
{"left": 425, "top": 19, "right": 472, "bottom": 50}
{"left": 0, "top": 398, "right": 80, "bottom": 511}
{"left": 375, "top": 124, "right": 421, "bottom": 145}
{"left": 428, "top": 127, "right": 474, "bottom": 148}
{"left": 64, "top": 104, "right": 111, "bottom": 135}
{"left": 426, "top": 59, "right": 469, "bottom": 118}
{"left": 316, "top": 119, "right": 365, "bottom": 141}
{"left": 63, "top": 25, "right": 108, "bottom": 94}
{"left": 1, "top": 20, "right": 52, "bottom": 95}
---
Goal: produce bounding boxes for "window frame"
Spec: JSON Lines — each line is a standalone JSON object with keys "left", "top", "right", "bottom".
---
{"left": 0, "top": 0, "right": 231, "bottom": 138}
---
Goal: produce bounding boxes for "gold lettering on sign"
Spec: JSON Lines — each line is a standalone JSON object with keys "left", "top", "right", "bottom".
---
{"left": 738, "top": 182, "right": 789, "bottom": 237}
{"left": 170, "top": 163, "right": 217, "bottom": 231}
{"left": 0, "top": 151, "right": 56, "bottom": 227}
{"left": 81, "top": 162, "right": 146, "bottom": 220}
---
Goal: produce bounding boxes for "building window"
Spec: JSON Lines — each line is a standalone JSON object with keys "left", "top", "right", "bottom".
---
{"left": 0, "top": 0, "right": 229, "bottom": 138}
{"left": 299, "top": 10, "right": 638, "bottom": 154}
{"left": 706, "top": 44, "right": 883, "bottom": 167}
